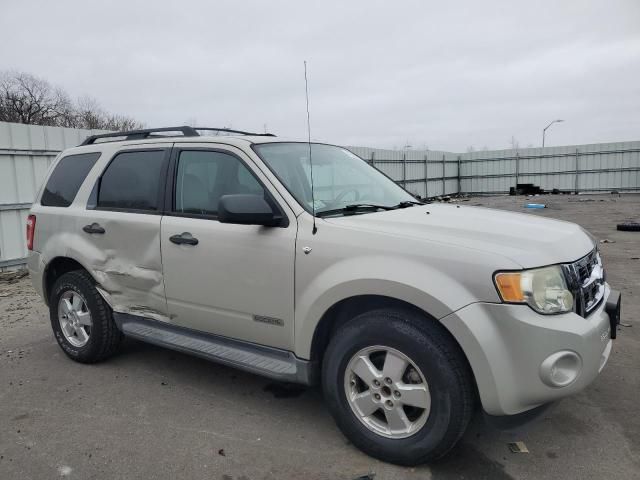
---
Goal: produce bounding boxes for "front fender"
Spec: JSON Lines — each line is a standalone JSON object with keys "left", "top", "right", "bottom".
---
{"left": 294, "top": 255, "right": 480, "bottom": 358}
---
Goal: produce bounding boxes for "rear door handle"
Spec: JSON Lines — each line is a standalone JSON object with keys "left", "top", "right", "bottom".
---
{"left": 83, "top": 223, "right": 105, "bottom": 234}
{"left": 169, "top": 232, "right": 199, "bottom": 246}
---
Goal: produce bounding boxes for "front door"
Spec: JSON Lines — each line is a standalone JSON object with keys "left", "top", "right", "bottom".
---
{"left": 160, "top": 145, "right": 297, "bottom": 350}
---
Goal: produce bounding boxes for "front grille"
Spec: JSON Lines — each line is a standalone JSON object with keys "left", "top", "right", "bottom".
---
{"left": 563, "top": 249, "right": 605, "bottom": 317}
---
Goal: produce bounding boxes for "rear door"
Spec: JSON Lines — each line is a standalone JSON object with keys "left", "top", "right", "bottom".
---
{"left": 160, "top": 143, "right": 297, "bottom": 350}
{"left": 73, "top": 145, "right": 171, "bottom": 320}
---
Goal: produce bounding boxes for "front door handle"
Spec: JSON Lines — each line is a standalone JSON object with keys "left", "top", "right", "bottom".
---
{"left": 83, "top": 223, "right": 105, "bottom": 234}
{"left": 169, "top": 232, "right": 199, "bottom": 246}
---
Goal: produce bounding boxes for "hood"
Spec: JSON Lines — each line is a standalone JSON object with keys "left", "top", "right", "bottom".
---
{"left": 324, "top": 204, "right": 595, "bottom": 269}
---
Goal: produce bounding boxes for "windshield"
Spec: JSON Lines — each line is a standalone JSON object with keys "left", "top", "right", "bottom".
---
{"left": 253, "top": 143, "right": 417, "bottom": 216}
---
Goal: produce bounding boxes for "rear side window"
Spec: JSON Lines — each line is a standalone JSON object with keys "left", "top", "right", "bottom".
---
{"left": 41, "top": 153, "right": 101, "bottom": 207}
{"left": 98, "top": 150, "right": 166, "bottom": 211}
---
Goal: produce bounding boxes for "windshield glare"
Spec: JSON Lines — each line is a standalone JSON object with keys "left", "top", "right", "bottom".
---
{"left": 253, "top": 143, "right": 416, "bottom": 215}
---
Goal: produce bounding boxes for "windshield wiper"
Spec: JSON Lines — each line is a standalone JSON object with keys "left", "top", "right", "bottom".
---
{"left": 394, "top": 200, "right": 425, "bottom": 208}
{"left": 316, "top": 200, "right": 426, "bottom": 218}
{"left": 316, "top": 203, "right": 396, "bottom": 218}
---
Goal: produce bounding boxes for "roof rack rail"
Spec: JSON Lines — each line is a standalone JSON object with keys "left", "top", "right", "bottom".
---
{"left": 80, "top": 126, "right": 199, "bottom": 145}
{"left": 195, "top": 127, "right": 276, "bottom": 137}
{"left": 80, "top": 126, "right": 275, "bottom": 146}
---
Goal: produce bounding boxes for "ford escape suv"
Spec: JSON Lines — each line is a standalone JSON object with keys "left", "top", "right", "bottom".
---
{"left": 27, "top": 126, "right": 622, "bottom": 465}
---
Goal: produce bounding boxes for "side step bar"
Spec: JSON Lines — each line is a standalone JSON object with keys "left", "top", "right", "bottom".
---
{"left": 113, "top": 313, "right": 315, "bottom": 385}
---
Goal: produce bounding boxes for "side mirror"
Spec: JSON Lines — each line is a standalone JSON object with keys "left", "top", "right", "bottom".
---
{"left": 218, "top": 194, "right": 282, "bottom": 227}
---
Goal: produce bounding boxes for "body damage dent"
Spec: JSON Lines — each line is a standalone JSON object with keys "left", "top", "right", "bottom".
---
{"left": 88, "top": 253, "right": 169, "bottom": 323}
{"left": 95, "top": 284, "right": 170, "bottom": 323}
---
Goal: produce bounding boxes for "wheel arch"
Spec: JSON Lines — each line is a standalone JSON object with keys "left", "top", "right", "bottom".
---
{"left": 43, "top": 256, "right": 97, "bottom": 305}
{"left": 310, "top": 295, "right": 422, "bottom": 363}
{"left": 308, "top": 294, "right": 478, "bottom": 399}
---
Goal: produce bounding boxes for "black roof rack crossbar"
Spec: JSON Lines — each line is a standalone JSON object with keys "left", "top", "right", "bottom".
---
{"left": 194, "top": 127, "right": 276, "bottom": 137}
{"left": 80, "top": 125, "right": 276, "bottom": 146}
{"left": 80, "top": 126, "right": 199, "bottom": 145}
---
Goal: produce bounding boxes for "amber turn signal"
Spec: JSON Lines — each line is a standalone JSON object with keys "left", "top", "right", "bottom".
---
{"left": 494, "top": 272, "right": 524, "bottom": 302}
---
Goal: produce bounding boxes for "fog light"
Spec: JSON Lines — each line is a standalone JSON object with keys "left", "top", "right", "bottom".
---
{"left": 540, "top": 351, "right": 582, "bottom": 387}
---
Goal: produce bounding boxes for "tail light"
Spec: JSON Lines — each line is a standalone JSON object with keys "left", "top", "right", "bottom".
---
{"left": 26, "top": 215, "right": 36, "bottom": 251}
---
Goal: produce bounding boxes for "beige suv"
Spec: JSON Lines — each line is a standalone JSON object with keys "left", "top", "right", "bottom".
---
{"left": 27, "top": 126, "right": 621, "bottom": 465}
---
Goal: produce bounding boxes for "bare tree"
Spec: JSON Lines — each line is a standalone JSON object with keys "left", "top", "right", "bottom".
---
{"left": 0, "top": 70, "right": 143, "bottom": 130}
{"left": 74, "top": 96, "right": 106, "bottom": 129}
{"left": 0, "top": 71, "right": 69, "bottom": 125}
{"left": 103, "top": 114, "right": 143, "bottom": 131}
{"left": 74, "top": 96, "right": 143, "bottom": 130}
{"left": 56, "top": 93, "right": 80, "bottom": 128}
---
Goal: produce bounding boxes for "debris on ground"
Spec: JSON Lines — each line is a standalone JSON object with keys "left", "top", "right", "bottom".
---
{"left": 616, "top": 222, "right": 640, "bottom": 232}
{"left": 525, "top": 203, "right": 546, "bottom": 209}
{"left": 425, "top": 193, "right": 471, "bottom": 203}
{"left": 218, "top": 448, "right": 226, "bottom": 456}
{"left": 600, "top": 239, "right": 616, "bottom": 243}
{"left": 508, "top": 441, "right": 530, "bottom": 453}
{"left": 0, "top": 269, "right": 29, "bottom": 284}
{"left": 620, "top": 323, "right": 632, "bottom": 328}
{"left": 57, "top": 465, "right": 73, "bottom": 477}
{"left": 511, "top": 183, "right": 544, "bottom": 195}
{"left": 352, "top": 474, "right": 375, "bottom": 480}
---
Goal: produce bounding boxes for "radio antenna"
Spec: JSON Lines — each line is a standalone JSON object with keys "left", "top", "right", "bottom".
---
{"left": 304, "top": 61, "right": 317, "bottom": 234}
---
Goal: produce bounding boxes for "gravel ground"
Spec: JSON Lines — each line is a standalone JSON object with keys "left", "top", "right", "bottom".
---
{"left": 1, "top": 194, "right": 638, "bottom": 480}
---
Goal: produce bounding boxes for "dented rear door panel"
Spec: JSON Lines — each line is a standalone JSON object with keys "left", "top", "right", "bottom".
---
{"left": 71, "top": 209, "right": 168, "bottom": 321}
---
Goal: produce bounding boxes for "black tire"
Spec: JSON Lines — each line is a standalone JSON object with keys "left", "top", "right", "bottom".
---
{"left": 322, "top": 308, "right": 474, "bottom": 466}
{"left": 49, "top": 270, "right": 122, "bottom": 363}
{"left": 616, "top": 222, "right": 640, "bottom": 232}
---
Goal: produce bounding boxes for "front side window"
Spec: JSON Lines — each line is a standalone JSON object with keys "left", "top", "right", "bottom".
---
{"left": 98, "top": 150, "right": 165, "bottom": 211}
{"left": 253, "top": 143, "right": 415, "bottom": 215}
{"left": 175, "top": 150, "right": 264, "bottom": 216}
{"left": 41, "top": 152, "right": 101, "bottom": 207}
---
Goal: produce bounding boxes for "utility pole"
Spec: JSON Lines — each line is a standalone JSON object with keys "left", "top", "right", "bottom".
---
{"left": 542, "top": 119, "right": 564, "bottom": 147}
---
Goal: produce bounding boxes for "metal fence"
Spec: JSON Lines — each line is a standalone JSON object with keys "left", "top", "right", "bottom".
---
{"left": 348, "top": 142, "right": 640, "bottom": 197}
{"left": 1, "top": 120, "right": 639, "bottom": 269}
{"left": 346, "top": 146, "right": 460, "bottom": 198}
{"left": 459, "top": 142, "right": 640, "bottom": 194}
{"left": 0, "top": 122, "right": 107, "bottom": 270}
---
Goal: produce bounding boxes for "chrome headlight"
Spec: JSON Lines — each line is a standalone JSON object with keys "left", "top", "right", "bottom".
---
{"left": 494, "top": 265, "right": 574, "bottom": 314}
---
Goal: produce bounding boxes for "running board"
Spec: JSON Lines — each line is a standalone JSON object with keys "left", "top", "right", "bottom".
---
{"left": 113, "top": 313, "right": 315, "bottom": 385}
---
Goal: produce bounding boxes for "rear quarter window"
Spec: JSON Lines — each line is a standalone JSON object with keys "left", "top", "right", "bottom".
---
{"left": 40, "top": 152, "right": 101, "bottom": 207}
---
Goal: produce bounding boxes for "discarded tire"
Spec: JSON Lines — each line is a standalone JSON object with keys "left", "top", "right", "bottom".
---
{"left": 616, "top": 222, "right": 640, "bottom": 232}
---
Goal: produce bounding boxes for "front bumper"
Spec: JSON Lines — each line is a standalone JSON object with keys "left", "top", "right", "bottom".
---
{"left": 441, "top": 284, "right": 617, "bottom": 416}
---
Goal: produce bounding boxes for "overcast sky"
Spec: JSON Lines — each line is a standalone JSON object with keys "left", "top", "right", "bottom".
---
{"left": 1, "top": 1, "right": 639, "bottom": 151}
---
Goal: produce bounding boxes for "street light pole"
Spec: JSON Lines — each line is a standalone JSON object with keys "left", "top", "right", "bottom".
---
{"left": 542, "top": 119, "right": 564, "bottom": 147}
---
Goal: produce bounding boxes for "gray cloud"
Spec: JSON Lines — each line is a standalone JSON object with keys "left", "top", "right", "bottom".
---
{"left": 1, "top": 0, "right": 639, "bottom": 151}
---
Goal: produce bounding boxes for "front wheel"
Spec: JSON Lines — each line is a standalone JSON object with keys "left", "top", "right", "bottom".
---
{"left": 322, "top": 308, "right": 475, "bottom": 465}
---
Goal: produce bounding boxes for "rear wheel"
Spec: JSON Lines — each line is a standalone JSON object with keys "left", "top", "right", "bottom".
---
{"left": 322, "top": 308, "right": 474, "bottom": 465}
{"left": 49, "top": 270, "right": 122, "bottom": 363}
